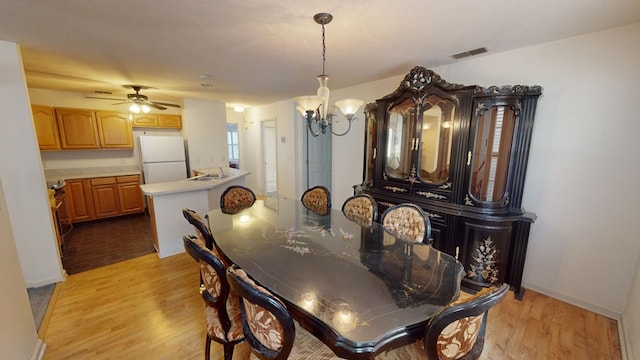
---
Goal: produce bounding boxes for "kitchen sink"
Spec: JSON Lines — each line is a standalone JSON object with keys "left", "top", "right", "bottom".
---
{"left": 187, "top": 173, "right": 228, "bottom": 181}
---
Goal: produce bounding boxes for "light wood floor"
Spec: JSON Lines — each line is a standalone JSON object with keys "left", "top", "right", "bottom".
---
{"left": 42, "top": 253, "right": 622, "bottom": 360}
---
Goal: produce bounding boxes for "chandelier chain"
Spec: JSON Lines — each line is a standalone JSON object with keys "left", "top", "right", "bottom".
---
{"left": 321, "top": 24, "right": 326, "bottom": 75}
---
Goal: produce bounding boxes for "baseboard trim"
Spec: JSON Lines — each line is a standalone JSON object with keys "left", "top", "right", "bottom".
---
{"left": 25, "top": 273, "right": 65, "bottom": 289}
{"left": 30, "top": 339, "right": 46, "bottom": 360}
{"left": 620, "top": 317, "right": 633, "bottom": 360}
{"left": 522, "top": 281, "right": 621, "bottom": 319}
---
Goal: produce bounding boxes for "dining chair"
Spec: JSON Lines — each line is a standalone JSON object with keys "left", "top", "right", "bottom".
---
{"left": 220, "top": 185, "right": 257, "bottom": 213}
{"left": 183, "top": 235, "right": 245, "bottom": 360}
{"left": 226, "top": 264, "right": 341, "bottom": 360}
{"left": 182, "top": 208, "right": 215, "bottom": 251}
{"left": 374, "top": 284, "right": 509, "bottom": 360}
{"left": 301, "top": 185, "right": 331, "bottom": 215}
{"left": 341, "top": 193, "right": 378, "bottom": 224}
{"left": 380, "top": 203, "right": 431, "bottom": 244}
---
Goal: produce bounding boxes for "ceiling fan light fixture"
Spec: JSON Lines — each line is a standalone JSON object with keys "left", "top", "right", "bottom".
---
{"left": 141, "top": 104, "right": 151, "bottom": 113}
{"left": 129, "top": 103, "right": 141, "bottom": 113}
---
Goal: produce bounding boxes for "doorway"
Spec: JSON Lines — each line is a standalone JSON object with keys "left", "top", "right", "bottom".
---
{"left": 262, "top": 120, "right": 278, "bottom": 197}
{"left": 305, "top": 127, "right": 332, "bottom": 191}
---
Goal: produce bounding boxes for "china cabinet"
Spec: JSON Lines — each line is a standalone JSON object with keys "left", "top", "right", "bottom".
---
{"left": 359, "top": 66, "right": 542, "bottom": 299}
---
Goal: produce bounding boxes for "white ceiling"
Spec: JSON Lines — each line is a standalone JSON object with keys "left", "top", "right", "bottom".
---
{"left": 1, "top": 0, "right": 639, "bottom": 109}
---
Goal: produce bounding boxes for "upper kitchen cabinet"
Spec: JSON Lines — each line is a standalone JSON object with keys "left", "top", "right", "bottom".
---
{"left": 31, "top": 105, "right": 61, "bottom": 150}
{"left": 53, "top": 108, "right": 134, "bottom": 150}
{"left": 55, "top": 108, "right": 101, "bottom": 149}
{"left": 95, "top": 111, "right": 134, "bottom": 148}
{"left": 132, "top": 114, "right": 182, "bottom": 129}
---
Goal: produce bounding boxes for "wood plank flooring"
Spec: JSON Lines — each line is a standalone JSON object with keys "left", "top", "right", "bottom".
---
{"left": 42, "top": 253, "right": 622, "bottom": 360}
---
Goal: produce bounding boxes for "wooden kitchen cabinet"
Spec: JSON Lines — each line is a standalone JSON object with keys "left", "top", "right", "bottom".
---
{"left": 55, "top": 108, "right": 101, "bottom": 149}
{"left": 91, "top": 177, "right": 121, "bottom": 218}
{"left": 67, "top": 174, "right": 144, "bottom": 223}
{"left": 117, "top": 175, "right": 144, "bottom": 215}
{"left": 32, "top": 105, "right": 61, "bottom": 150}
{"left": 95, "top": 111, "right": 134, "bottom": 148}
{"left": 66, "top": 179, "right": 96, "bottom": 222}
{"left": 132, "top": 114, "right": 182, "bottom": 129}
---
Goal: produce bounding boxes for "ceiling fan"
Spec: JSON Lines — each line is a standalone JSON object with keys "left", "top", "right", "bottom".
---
{"left": 86, "top": 85, "right": 181, "bottom": 112}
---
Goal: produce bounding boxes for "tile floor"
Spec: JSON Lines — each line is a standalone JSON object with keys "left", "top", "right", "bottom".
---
{"left": 61, "top": 213, "right": 156, "bottom": 274}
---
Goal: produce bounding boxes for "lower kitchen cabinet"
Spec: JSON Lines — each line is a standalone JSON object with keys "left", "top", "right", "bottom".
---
{"left": 66, "top": 179, "right": 95, "bottom": 222}
{"left": 66, "top": 174, "right": 143, "bottom": 223}
{"left": 117, "top": 175, "right": 144, "bottom": 214}
{"left": 91, "top": 177, "right": 121, "bottom": 218}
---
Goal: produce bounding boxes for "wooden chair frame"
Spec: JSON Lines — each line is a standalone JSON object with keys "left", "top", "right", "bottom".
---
{"left": 226, "top": 265, "right": 296, "bottom": 360}
{"left": 184, "top": 235, "right": 244, "bottom": 360}
{"left": 423, "top": 284, "right": 509, "bottom": 360}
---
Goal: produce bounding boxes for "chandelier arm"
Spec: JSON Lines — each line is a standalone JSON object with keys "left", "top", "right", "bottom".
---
{"left": 305, "top": 110, "right": 322, "bottom": 137}
{"left": 329, "top": 116, "right": 357, "bottom": 137}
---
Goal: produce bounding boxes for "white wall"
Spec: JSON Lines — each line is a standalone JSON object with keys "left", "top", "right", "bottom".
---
{"left": 0, "top": 41, "right": 65, "bottom": 287}
{"left": 624, "top": 257, "right": 640, "bottom": 360}
{"left": 0, "top": 179, "right": 42, "bottom": 360}
{"left": 242, "top": 100, "right": 301, "bottom": 199}
{"left": 330, "top": 24, "right": 640, "bottom": 320}
{"left": 182, "top": 97, "right": 228, "bottom": 175}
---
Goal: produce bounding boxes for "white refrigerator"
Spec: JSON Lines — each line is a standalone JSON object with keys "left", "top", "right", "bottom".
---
{"left": 139, "top": 135, "right": 188, "bottom": 184}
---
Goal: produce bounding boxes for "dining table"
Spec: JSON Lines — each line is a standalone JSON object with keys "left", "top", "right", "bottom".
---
{"left": 207, "top": 196, "right": 464, "bottom": 359}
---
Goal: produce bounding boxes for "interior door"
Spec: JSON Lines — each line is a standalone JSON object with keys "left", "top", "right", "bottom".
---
{"left": 305, "top": 127, "right": 332, "bottom": 191}
{"left": 262, "top": 120, "right": 278, "bottom": 196}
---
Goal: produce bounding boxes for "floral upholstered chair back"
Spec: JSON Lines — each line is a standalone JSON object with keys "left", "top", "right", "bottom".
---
{"left": 301, "top": 185, "right": 331, "bottom": 215}
{"left": 226, "top": 265, "right": 295, "bottom": 359}
{"left": 220, "top": 185, "right": 256, "bottom": 214}
{"left": 182, "top": 235, "right": 244, "bottom": 360}
{"left": 426, "top": 284, "right": 509, "bottom": 360}
{"left": 341, "top": 194, "right": 378, "bottom": 225}
{"left": 182, "top": 208, "right": 214, "bottom": 250}
{"left": 374, "top": 284, "right": 509, "bottom": 360}
{"left": 380, "top": 203, "right": 431, "bottom": 244}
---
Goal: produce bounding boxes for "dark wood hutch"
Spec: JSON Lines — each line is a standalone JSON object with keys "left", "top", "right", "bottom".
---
{"left": 357, "top": 66, "right": 542, "bottom": 299}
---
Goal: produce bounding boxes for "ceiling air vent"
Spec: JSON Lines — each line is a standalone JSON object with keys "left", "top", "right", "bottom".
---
{"left": 451, "top": 47, "right": 488, "bottom": 60}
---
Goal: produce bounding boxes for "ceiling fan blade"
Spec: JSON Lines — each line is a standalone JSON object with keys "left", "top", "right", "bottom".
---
{"left": 152, "top": 101, "right": 181, "bottom": 108}
{"left": 146, "top": 101, "right": 167, "bottom": 110}
{"left": 112, "top": 101, "right": 129, "bottom": 105}
{"left": 86, "top": 96, "right": 127, "bottom": 101}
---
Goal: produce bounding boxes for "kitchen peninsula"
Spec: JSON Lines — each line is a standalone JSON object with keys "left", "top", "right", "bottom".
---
{"left": 140, "top": 168, "right": 250, "bottom": 258}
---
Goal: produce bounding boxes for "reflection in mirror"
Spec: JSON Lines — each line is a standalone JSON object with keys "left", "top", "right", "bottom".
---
{"left": 470, "top": 105, "right": 516, "bottom": 202}
{"left": 385, "top": 99, "right": 415, "bottom": 179}
{"left": 418, "top": 95, "right": 455, "bottom": 184}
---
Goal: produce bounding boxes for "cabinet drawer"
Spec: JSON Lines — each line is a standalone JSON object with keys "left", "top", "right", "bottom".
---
{"left": 90, "top": 177, "right": 116, "bottom": 186}
{"left": 117, "top": 175, "right": 140, "bottom": 183}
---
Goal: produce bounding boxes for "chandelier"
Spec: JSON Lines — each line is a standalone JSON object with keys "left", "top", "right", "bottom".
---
{"left": 295, "top": 13, "right": 364, "bottom": 137}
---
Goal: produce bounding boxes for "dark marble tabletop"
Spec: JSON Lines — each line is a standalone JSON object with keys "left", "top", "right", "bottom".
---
{"left": 207, "top": 197, "right": 464, "bottom": 359}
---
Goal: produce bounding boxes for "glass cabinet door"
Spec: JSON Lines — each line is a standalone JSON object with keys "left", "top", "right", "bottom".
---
{"left": 469, "top": 104, "right": 517, "bottom": 202}
{"left": 385, "top": 98, "right": 416, "bottom": 180}
{"left": 417, "top": 95, "right": 455, "bottom": 184}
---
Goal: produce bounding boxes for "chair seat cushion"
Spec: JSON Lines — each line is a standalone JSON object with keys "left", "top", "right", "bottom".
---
{"left": 204, "top": 293, "right": 244, "bottom": 342}
{"left": 249, "top": 325, "right": 341, "bottom": 360}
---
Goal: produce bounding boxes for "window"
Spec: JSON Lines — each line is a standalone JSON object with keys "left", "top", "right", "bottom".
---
{"left": 227, "top": 123, "right": 240, "bottom": 168}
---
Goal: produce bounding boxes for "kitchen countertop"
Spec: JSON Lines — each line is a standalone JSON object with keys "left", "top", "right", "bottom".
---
{"left": 44, "top": 166, "right": 142, "bottom": 185}
{"left": 140, "top": 168, "right": 251, "bottom": 196}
